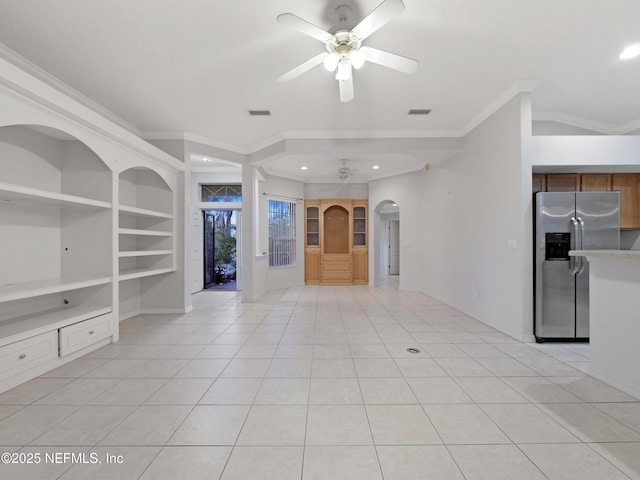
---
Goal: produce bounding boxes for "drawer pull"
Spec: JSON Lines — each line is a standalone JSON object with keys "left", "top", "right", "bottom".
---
{"left": 88, "top": 330, "right": 94, "bottom": 335}
{"left": 18, "top": 353, "right": 26, "bottom": 360}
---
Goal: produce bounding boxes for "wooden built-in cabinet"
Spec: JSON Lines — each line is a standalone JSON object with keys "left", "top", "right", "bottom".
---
{"left": 581, "top": 173, "right": 612, "bottom": 192}
{"left": 305, "top": 202, "right": 321, "bottom": 284}
{"left": 532, "top": 174, "right": 546, "bottom": 193}
{"left": 612, "top": 174, "right": 640, "bottom": 229}
{"left": 545, "top": 174, "right": 580, "bottom": 192}
{"left": 352, "top": 203, "right": 368, "bottom": 284}
{"left": 304, "top": 199, "right": 368, "bottom": 285}
{"left": 534, "top": 172, "right": 640, "bottom": 230}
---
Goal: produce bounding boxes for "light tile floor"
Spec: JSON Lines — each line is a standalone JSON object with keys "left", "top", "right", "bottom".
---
{"left": 1, "top": 284, "right": 639, "bottom": 479}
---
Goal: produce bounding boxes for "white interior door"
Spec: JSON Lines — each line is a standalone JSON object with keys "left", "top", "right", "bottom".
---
{"left": 191, "top": 208, "right": 203, "bottom": 293}
{"left": 388, "top": 220, "right": 400, "bottom": 275}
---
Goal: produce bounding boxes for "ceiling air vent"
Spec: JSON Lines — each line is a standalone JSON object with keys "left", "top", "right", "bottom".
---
{"left": 408, "top": 109, "right": 432, "bottom": 115}
{"left": 248, "top": 110, "right": 271, "bottom": 116}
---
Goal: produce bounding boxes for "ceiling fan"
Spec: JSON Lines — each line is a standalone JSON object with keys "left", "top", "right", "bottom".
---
{"left": 337, "top": 160, "right": 358, "bottom": 182}
{"left": 276, "top": 0, "right": 418, "bottom": 102}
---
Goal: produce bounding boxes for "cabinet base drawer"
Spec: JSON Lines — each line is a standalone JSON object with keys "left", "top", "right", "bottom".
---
{"left": 321, "top": 273, "right": 353, "bottom": 284}
{"left": 59, "top": 313, "right": 113, "bottom": 357}
{"left": 0, "top": 331, "right": 58, "bottom": 378}
{"left": 321, "top": 263, "right": 352, "bottom": 272}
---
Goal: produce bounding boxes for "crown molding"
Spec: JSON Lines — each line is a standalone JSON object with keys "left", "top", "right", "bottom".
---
{"left": 0, "top": 54, "right": 183, "bottom": 172}
{"left": 461, "top": 80, "right": 541, "bottom": 136}
{"left": 0, "top": 42, "right": 142, "bottom": 137}
{"left": 148, "top": 81, "right": 542, "bottom": 157}
{"left": 532, "top": 111, "right": 617, "bottom": 134}
{"left": 533, "top": 111, "right": 640, "bottom": 135}
{"left": 143, "top": 131, "right": 249, "bottom": 155}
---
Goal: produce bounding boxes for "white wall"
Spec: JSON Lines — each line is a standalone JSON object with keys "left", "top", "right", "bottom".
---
{"left": 305, "top": 183, "right": 368, "bottom": 199}
{"left": 370, "top": 94, "right": 533, "bottom": 341}
{"left": 241, "top": 166, "right": 268, "bottom": 302}
{"left": 261, "top": 175, "right": 305, "bottom": 289}
{"left": 532, "top": 135, "right": 640, "bottom": 167}
{"left": 532, "top": 121, "right": 605, "bottom": 136}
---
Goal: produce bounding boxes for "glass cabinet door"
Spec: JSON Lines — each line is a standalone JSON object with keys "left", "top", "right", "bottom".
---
{"left": 353, "top": 206, "right": 366, "bottom": 246}
{"left": 306, "top": 206, "right": 319, "bottom": 246}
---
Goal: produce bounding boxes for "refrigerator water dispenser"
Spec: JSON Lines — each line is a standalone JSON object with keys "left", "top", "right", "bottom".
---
{"left": 545, "top": 233, "right": 570, "bottom": 261}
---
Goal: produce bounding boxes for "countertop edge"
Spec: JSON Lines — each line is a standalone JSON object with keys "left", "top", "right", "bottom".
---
{"left": 569, "top": 250, "right": 640, "bottom": 259}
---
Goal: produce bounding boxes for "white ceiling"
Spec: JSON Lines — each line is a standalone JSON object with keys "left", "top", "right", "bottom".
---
{"left": 1, "top": 0, "right": 639, "bottom": 181}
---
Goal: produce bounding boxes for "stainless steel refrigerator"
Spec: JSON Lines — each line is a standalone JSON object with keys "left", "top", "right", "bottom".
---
{"left": 534, "top": 191, "right": 620, "bottom": 342}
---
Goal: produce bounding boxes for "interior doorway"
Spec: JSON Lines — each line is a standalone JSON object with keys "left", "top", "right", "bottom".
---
{"left": 204, "top": 209, "right": 238, "bottom": 290}
{"left": 374, "top": 200, "right": 400, "bottom": 287}
{"left": 388, "top": 220, "right": 400, "bottom": 275}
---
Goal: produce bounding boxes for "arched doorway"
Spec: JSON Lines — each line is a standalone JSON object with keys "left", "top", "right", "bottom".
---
{"left": 374, "top": 200, "right": 400, "bottom": 288}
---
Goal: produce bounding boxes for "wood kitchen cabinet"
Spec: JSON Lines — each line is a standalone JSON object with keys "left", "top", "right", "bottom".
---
{"left": 532, "top": 174, "right": 546, "bottom": 193}
{"left": 546, "top": 174, "right": 580, "bottom": 192}
{"left": 533, "top": 172, "right": 640, "bottom": 230}
{"left": 581, "top": 173, "right": 612, "bottom": 192}
{"left": 612, "top": 174, "right": 640, "bottom": 229}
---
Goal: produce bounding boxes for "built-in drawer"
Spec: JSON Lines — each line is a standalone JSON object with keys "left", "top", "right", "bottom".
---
{"left": 322, "top": 254, "right": 351, "bottom": 262}
{"left": 59, "top": 313, "right": 112, "bottom": 357}
{"left": 322, "top": 262, "right": 352, "bottom": 272}
{"left": 321, "top": 273, "right": 353, "bottom": 283}
{"left": 0, "top": 331, "right": 58, "bottom": 378}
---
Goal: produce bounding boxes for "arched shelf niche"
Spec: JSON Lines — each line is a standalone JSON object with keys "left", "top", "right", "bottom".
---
{"left": 117, "top": 167, "right": 176, "bottom": 319}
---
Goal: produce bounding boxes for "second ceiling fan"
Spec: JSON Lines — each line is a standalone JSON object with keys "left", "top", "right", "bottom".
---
{"left": 276, "top": 0, "right": 418, "bottom": 102}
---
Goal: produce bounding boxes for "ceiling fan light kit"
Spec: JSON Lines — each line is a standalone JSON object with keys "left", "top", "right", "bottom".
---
{"left": 276, "top": 0, "right": 418, "bottom": 102}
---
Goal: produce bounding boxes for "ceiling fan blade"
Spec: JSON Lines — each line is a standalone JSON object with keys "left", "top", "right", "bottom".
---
{"left": 339, "top": 75, "right": 354, "bottom": 103}
{"left": 360, "top": 46, "right": 418, "bottom": 74}
{"left": 277, "top": 52, "right": 328, "bottom": 82}
{"left": 351, "top": 0, "right": 405, "bottom": 40}
{"left": 277, "top": 13, "right": 334, "bottom": 43}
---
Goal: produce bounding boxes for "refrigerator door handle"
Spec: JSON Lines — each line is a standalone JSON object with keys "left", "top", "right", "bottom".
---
{"left": 576, "top": 216, "right": 586, "bottom": 275}
{"left": 569, "top": 217, "right": 580, "bottom": 275}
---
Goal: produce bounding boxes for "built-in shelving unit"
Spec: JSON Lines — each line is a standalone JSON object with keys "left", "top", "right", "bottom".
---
{"left": 118, "top": 167, "right": 175, "bottom": 320}
{"left": 304, "top": 199, "right": 368, "bottom": 285}
{"left": 0, "top": 181, "right": 112, "bottom": 209}
{"left": 0, "top": 305, "right": 112, "bottom": 348}
{"left": 0, "top": 276, "right": 112, "bottom": 304}
{"left": 0, "top": 54, "right": 186, "bottom": 395}
{"left": 119, "top": 228, "right": 172, "bottom": 237}
{"left": 0, "top": 125, "right": 116, "bottom": 392}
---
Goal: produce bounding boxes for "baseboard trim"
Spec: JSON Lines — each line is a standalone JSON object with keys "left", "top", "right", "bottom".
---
{"left": 419, "top": 289, "right": 525, "bottom": 343}
{"left": 588, "top": 368, "right": 640, "bottom": 401}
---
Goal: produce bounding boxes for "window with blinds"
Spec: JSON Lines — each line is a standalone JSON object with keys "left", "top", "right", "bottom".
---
{"left": 268, "top": 199, "right": 296, "bottom": 268}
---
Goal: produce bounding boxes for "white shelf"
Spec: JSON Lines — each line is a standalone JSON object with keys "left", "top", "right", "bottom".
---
{"left": 0, "top": 181, "right": 111, "bottom": 209}
{"left": 118, "top": 228, "right": 172, "bottom": 237}
{"left": 0, "top": 305, "right": 112, "bottom": 348}
{"left": 118, "top": 250, "right": 172, "bottom": 258}
{"left": 118, "top": 205, "right": 172, "bottom": 219}
{"left": 119, "top": 267, "right": 174, "bottom": 281}
{"left": 0, "top": 276, "right": 112, "bottom": 304}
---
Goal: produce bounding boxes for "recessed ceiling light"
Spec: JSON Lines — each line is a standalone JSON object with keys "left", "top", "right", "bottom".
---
{"left": 620, "top": 44, "right": 640, "bottom": 60}
{"left": 301, "top": 166, "right": 308, "bottom": 170}
{"left": 372, "top": 165, "right": 380, "bottom": 170}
